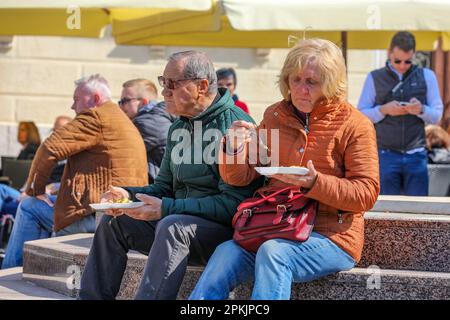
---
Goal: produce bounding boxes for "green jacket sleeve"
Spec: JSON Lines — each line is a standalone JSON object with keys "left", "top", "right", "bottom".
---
{"left": 160, "top": 176, "right": 264, "bottom": 226}
{"left": 124, "top": 143, "right": 174, "bottom": 199}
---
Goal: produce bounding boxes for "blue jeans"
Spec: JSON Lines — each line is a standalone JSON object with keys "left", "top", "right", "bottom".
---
{"left": 0, "top": 184, "right": 20, "bottom": 216}
{"left": 189, "top": 232, "right": 355, "bottom": 300}
{"left": 1, "top": 196, "right": 95, "bottom": 269}
{"left": 378, "top": 149, "right": 429, "bottom": 196}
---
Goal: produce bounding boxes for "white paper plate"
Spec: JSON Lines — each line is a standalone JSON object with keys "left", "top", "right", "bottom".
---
{"left": 89, "top": 202, "right": 145, "bottom": 211}
{"left": 255, "top": 166, "right": 309, "bottom": 176}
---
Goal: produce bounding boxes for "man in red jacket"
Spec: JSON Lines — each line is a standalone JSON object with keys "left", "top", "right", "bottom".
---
{"left": 216, "top": 67, "right": 250, "bottom": 114}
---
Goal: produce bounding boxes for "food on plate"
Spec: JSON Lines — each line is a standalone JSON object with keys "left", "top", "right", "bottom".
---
{"left": 108, "top": 198, "right": 131, "bottom": 204}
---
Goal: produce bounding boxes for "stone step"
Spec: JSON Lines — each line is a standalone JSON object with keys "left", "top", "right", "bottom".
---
{"left": 22, "top": 227, "right": 450, "bottom": 300}
{"left": 360, "top": 211, "right": 450, "bottom": 272}
{"left": 20, "top": 197, "right": 450, "bottom": 299}
{"left": 0, "top": 267, "right": 73, "bottom": 300}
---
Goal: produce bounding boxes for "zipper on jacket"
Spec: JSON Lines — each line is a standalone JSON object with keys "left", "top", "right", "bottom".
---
{"left": 299, "top": 113, "right": 310, "bottom": 168}
{"left": 305, "top": 113, "right": 310, "bottom": 135}
{"left": 338, "top": 211, "right": 343, "bottom": 224}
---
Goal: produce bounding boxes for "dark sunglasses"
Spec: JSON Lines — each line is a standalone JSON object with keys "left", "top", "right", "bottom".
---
{"left": 118, "top": 97, "right": 141, "bottom": 107}
{"left": 157, "top": 76, "right": 202, "bottom": 90}
{"left": 393, "top": 59, "right": 413, "bottom": 65}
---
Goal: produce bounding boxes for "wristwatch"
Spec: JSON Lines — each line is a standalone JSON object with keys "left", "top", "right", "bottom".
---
{"left": 420, "top": 105, "right": 425, "bottom": 115}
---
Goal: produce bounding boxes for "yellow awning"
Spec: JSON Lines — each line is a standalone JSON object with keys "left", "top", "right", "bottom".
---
{"left": 2, "top": 0, "right": 450, "bottom": 50}
{"left": 0, "top": 1, "right": 212, "bottom": 38}
{"left": 0, "top": 8, "right": 110, "bottom": 37}
{"left": 110, "top": 0, "right": 450, "bottom": 50}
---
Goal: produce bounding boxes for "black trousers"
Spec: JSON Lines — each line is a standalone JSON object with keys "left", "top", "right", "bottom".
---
{"left": 78, "top": 214, "right": 233, "bottom": 300}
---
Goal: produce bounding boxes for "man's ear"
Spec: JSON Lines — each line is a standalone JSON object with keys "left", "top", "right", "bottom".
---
{"left": 94, "top": 93, "right": 101, "bottom": 105}
{"left": 197, "top": 79, "right": 210, "bottom": 96}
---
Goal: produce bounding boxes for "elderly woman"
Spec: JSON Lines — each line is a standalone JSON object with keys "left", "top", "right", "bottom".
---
{"left": 189, "top": 39, "right": 380, "bottom": 300}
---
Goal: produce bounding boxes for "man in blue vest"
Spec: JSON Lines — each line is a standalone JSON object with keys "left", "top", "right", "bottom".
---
{"left": 358, "top": 31, "right": 443, "bottom": 195}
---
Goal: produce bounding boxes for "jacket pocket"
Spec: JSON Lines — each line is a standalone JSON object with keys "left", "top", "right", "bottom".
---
{"left": 71, "top": 173, "right": 86, "bottom": 208}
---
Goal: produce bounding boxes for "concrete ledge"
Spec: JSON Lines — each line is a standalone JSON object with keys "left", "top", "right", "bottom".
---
{"left": 372, "top": 196, "right": 450, "bottom": 215}
{"left": 0, "top": 267, "right": 73, "bottom": 300}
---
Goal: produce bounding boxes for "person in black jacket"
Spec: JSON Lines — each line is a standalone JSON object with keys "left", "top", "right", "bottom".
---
{"left": 119, "top": 79, "right": 176, "bottom": 183}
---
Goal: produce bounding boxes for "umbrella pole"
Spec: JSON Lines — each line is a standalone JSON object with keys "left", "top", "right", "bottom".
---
{"left": 341, "top": 31, "right": 348, "bottom": 70}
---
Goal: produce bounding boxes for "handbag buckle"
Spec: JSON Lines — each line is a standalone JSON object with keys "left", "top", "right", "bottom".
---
{"left": 243, "top": 209, "right": 253, "bottom": 217}
{"left": 277, "top": 204, "right": 287, "bottom": 213}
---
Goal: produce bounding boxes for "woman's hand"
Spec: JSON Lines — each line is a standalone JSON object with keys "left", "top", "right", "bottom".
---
{"left": 271, "top": 160, "right": 318, "bottom": 190}
{"left": 225, "top": 120, "right": 257, "bottom": 153}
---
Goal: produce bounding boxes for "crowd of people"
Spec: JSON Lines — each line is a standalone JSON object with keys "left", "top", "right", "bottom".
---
{"left": 0, "top": 31, "right": 449, "bottom": 300}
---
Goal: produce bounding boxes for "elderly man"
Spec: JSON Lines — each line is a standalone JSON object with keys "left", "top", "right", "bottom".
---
{"left": 1, "top": 74, "right": 148, "bottom": 269}
{"left": 119, "top": 79, "right": 175, "bottom": 183}
{"left": 79, "top": 51, "right": 263, "bottom": 300}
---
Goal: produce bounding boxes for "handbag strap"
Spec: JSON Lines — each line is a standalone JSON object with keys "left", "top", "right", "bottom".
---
{"left": 238, "top": 186, "right": 301, "bottom": 212}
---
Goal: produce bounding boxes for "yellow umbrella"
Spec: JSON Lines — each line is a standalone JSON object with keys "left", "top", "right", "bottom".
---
{"left": 0, "top": 1, "right": 212, "bottom": 38}
{"left": 111, "top": 0, "right": 450, "bottom": 50}
{"left": 2, "top": 0, "right": 450, "bottom": 50}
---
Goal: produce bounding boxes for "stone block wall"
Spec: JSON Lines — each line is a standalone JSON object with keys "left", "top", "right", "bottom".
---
{"left": 0, "top": 35, "right": 386, "bottom": 159}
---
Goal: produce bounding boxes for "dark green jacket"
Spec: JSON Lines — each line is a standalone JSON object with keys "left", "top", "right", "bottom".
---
{"left": 124, "top": 88, "right": 264, "bottom": 226}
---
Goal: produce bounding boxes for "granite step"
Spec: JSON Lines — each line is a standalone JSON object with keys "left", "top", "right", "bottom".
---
{"left": 21, "top": 234, "right": 450, "bottom": 300}
{"left": 22, "top": 221, "right": 450, "bottom": 300}
{"left": 360, "top": 211, "right": 450, "bottom": 272}
{"left": 20, "top": 197, "right": 450, "bottom": 299}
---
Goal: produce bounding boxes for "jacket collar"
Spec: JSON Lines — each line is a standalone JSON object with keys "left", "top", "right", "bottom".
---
{"left": 180, "top": 88, "right": 234, "bottom": 124}
{"left": 275, "top": 98, "right": 342, "bottom": 129}
{"left": 384, "top": 60, "right": 418, "bottom": 81}
{"left": 136, "top": 100, "right": 159, "bottom": 115}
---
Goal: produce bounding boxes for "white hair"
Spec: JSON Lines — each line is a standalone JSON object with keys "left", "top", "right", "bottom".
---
{"left": 75, "top": 74, "right": 112, "bottom": 102}
{"left": 169, "top": 51, "right": 218, "bottom": 94}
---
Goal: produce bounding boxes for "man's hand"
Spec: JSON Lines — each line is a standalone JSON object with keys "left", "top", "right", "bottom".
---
{"left": 404, "top": 97, "right": 423, "bottom": 115}
{"left": 380, "top": 100, "right": 408, "bottom": 116}
{"left": 119, "top": 194, "right": 162, "bottom": 221}
{"left": 18, "top": 192, "right": 29, "bottom": 202}
{"left": 101, "top": 185, "right": 130, "bottom": 217}
{"left": 36, "top": 194, "right": 54, "bottom": 207}
{"left": 100, "top": 185, "right": 129, "bottom": 203}
{"left": 271, "top": 160, "right": 318, "bottom": 190}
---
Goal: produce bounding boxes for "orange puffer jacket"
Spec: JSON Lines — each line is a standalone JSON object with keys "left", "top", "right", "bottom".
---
{"left": 220, "top": 99, "right": 380, "bottom": 262}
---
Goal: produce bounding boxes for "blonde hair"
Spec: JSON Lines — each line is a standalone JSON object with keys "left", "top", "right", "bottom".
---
{"left": 278, "top": 38, "right": 347, "bottom": 102}
{"left": 122, "top": 78, "right": 158, "bottom": 98}
{"left": 18, "top": 121, "right": 41, "bottom": 146}
{"left": 426, "top": 125, "right": 450, "bottom": 150}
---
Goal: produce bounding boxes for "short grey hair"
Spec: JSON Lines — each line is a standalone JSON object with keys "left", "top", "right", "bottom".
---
{"left": 75, "top": 74, "right": 112, "bottom": 102}
{"left": 169, "top": 51, "right": 218, "bottom": 94}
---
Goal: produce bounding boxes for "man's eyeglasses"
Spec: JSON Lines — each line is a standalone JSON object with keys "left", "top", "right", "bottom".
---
{"left": 158, "top": 76, "right": 202, "bottom": 90}
{"left": 393, "top": 59, "right": 413, "bottom": 65}
{"left": 118, "top": 97, "right": 141, "bottom": 107}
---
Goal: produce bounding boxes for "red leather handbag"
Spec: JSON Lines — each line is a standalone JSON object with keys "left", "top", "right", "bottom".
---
{"left": 232, "top": 187, "right": 318, "bottom": 253}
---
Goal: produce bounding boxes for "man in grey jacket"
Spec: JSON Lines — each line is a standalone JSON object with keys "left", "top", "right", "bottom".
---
{"left": 119, "top": 79, "right": 176, "bottom": 183}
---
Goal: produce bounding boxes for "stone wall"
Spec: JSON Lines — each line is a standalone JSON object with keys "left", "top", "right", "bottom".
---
{"left": 0, "top": 35, "right": 386, "bottom": 159}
